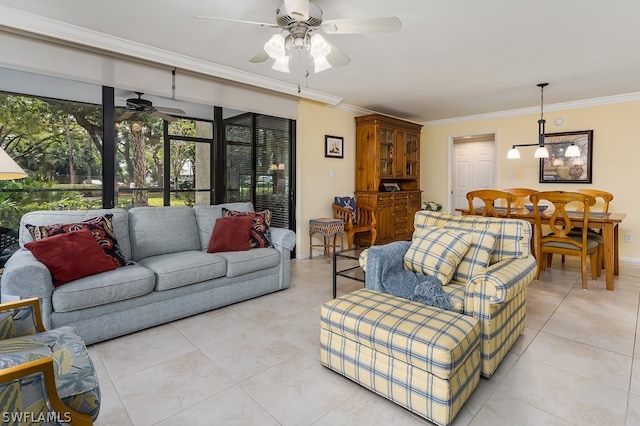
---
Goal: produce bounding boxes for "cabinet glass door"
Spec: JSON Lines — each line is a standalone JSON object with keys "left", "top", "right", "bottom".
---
{"left": 405, "top": 133, "right": 419, "bottom": 177}
{"left": 379, "top": 128, "right": 394, "bottom": 177}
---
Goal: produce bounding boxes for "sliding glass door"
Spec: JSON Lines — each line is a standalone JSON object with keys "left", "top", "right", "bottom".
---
{"left": 223, "top": 112, "right": 293, "bottom": 229}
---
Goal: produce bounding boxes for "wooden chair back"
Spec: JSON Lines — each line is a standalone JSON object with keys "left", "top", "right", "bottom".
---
{"left": 575, "top": 189, "right": 613, "bottom": 213}
{"left": 530, "top": 191, "right": 598, "bottom": 288}
{"left": 332, "top": 200, "right": 377, "bottom": 249}
{"left": 466, "top": 189, "right": 514, "bottom": 217}
{"left": 503, "top": 188, "right": 538, "bottom": 209}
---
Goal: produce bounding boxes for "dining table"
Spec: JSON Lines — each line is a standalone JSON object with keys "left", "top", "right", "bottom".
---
{"left": 456, "top": 207, "right": 626, "bottom": 291}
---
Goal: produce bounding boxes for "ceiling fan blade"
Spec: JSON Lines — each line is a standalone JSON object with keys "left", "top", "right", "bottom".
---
{"left": 155, "top": 106, "right": 186, "bottom": 115}
{"left": 324, "top": 41, "right": 351, "bottom": 68}
{"left": 284, "top": 0, "right": 309, "bottom": 21}
{"left": 153, "top": 111, "right": 178, "bottom": 122}
{"left": 249, "top": 49, "right": 270, "bottom": 63}
{"left": 194, "top": 15, "right": 278, "bottom": 28}
{"left": 117, "top": 111, "right": 135, "bottom": 121}
{"left": 321, "top": 17, "right": 402, "bottom": 34}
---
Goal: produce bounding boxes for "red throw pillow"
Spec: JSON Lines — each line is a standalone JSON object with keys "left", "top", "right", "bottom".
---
{"left": 221, "top": 208, "right": 273, "bottom": 248}
{"left": 24, "top": 229, "right": 118, "bottom": 287}
{"left": 25, "top": 214, "right": 126, "bottom": 268}
{"left": 207, "top": 215, "right": 253, "bottom": 253}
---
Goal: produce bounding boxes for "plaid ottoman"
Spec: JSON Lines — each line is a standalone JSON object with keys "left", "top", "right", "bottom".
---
{"left": 320, "top": 288, "right": 480, "bottom": 426}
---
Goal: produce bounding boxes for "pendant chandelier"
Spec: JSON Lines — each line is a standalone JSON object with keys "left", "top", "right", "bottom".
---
{"left": 507, "top": 83, "right": 581, "bottom": 159}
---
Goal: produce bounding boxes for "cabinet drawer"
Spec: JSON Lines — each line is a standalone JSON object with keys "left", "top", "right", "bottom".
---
{"left": 394, "top": 224, "right": 407, "bottom": 233}
{"left": 408, "top": 193, "right": 422, "bottom": 203}
{"left": 376, "top": 195, "right": 393, "bottom": 206}
{"left": 393, "top": 194, "right": 409, "bottom": 204}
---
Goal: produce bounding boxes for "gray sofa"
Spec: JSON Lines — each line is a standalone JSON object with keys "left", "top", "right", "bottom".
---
{"left": 0, "top": 202, "right": 296, "bottom": 345}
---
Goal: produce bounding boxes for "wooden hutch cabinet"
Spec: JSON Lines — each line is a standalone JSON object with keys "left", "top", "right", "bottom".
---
{"left": 354, "top": 114, "right": 423, "bottom": 245}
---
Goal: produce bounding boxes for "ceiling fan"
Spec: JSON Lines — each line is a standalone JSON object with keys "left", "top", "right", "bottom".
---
{"left": 117, "top": 92, "right": 186, "bottom": 122}
{"left": 195, "top": 0, "right": 401, "bottom": 73}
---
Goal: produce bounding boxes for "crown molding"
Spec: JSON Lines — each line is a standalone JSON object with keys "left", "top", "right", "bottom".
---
{"left": 424, "top": 92, "right": 640, "bottom": 126}
{"left": 0, "top": 5, "right": 343, "bottom": 106}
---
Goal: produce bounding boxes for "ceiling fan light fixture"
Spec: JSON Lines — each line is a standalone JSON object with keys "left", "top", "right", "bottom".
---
{"left": 271, "top": 55, "right": 290, "bottom": 73}
{"left": 264, "top": 34, "right": 286, "bottom": 59}
{"left": 310, "top": 33, "right": 332, "bottom": 72}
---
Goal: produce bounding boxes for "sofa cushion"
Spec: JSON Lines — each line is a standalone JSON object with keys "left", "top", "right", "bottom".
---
{"left": 215, "top": 248, "right": 280, "bottom": 278}
{"left": 25, "top": 214, "right": 127, "bottom": 267}
{"left": 222, "top": 208, "right": 273, "bottom": 248}
{"left": 404, "top": 227, "right": 473, "bottom": 285}
{"left": 19, "top": 209, "right": 131, "bottom": 260}
{"left": 51, "top": 263, "right": 156, "bottom": 312}
{"left": 139, "top": 251, "right": 227, "bottom": 291}
{"left": 25, "top": 229, "right": 118, "bottom": 287}
{"left": 129, "top": 206, "right": 200, "bottom": 260}
{"left": 207, "top": 215, "right": 253, "bottom": 253}
{"left": 193, "top": 202, "right": 255, "bottom": 251}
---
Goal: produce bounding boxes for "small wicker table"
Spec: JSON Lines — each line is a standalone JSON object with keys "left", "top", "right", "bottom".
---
{"left": 309, "top": 218, "right": 345, "bottom": 259}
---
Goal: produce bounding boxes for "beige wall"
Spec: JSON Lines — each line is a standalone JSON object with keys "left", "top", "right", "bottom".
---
{"left": 295, "top": 100, "right": 358, "bottom": 258}
{"left": 420, "top": 100, "right": 640, "bottom": 261}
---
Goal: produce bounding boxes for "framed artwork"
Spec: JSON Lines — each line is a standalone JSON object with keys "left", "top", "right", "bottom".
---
{"left": 325, "top": 135, "right": 343, "bottom": 158}
{"left": 539, "top": 130, "right": 593, "bottom": 183}
{"left": 382, "top": 182, "right": 401, "bottom": 192}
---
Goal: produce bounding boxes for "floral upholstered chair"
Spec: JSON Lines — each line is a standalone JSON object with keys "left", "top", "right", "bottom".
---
{"left": 0, "top": 298, "right": 100, "bottom": 424}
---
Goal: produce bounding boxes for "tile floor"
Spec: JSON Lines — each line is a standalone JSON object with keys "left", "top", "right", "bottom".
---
{"left": 91, "top": 255, "right": 640, "bottom": 425}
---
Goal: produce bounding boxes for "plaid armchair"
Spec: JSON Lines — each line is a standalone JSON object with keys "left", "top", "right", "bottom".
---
{"left": 363, "top": 210, "right": 536, "bottom": 378}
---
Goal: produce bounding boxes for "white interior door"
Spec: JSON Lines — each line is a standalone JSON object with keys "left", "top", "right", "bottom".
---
{"left": 452, "top": 138, "right": 496, "bottom": 212}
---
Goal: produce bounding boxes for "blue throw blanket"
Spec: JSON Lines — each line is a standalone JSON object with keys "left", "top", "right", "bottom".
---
{"left": 365, "top": 243, "right": 454, "bottom": 311}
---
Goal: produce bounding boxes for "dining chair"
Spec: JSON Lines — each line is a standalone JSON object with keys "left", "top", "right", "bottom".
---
{"left": 530, "top": 191, "right": 599, "bottom": 289}
{"left": 503, "top": 188, "right": 538, "bottom": 209}
{"left": 554, "top": 189, "right": 613, "bottom": 271}
{"left": 332, "top": 196, "right": 377, "bottom": 249}
{"left": 466, "top": 189, "right": 514, "bottom": 217}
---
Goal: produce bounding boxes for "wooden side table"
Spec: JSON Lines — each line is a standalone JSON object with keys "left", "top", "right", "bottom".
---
{"left": 309, "top": 218, "right": 345, "bottom": 259}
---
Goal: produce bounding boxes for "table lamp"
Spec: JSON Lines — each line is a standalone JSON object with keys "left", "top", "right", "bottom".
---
{"left": 0, "top": 147, "right": 27, "bottom": 180}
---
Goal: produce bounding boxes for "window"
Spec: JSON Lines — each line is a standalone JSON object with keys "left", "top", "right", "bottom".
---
{"left": 0, "top": 91, "right": 103, "bottom": 228}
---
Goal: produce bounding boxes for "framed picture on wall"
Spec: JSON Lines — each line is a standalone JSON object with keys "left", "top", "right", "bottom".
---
{"left": 325, "top": 135, "right": 343, "bottom": 158}
{"left": 540, "top": 130, "right": 593, "bottom": 183}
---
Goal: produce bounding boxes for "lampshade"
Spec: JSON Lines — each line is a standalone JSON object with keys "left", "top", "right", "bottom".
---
{"left": 310, "top": 34, "right": 332, "bottom": 73}
{"left": 271, "top": 56, "right": 290, "bottom": 73}
{"left": 0, "top": 147, "right": 27, "bottom": 180}
{"left": 565, "top": 144, "right": 581, "bottom": 157}
{"left": 264, "top": 34, "right": 286, "bottom": 59}
{"left": 507, "top": 147, "right": 521, "bottom": 159}
{"left": 534, "top": 146, "right": 549, "bottom": 158}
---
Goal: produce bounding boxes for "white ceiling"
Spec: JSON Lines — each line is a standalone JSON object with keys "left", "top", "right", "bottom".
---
{"left": 1, "top": 0, "right": 640, "bottom": 122}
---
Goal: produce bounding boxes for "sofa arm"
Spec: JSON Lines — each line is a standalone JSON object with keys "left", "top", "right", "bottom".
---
{"left": 270, "top": 227, "right": 296, "bottom": 252}
{"left": 1, "top": 250, "right": 55, "bottom": 301}
{"left": 363, "top": 241, "right": 412, "bottom": 292}
{"left": 466, "top": 256, "right": 537, "bottom": 305}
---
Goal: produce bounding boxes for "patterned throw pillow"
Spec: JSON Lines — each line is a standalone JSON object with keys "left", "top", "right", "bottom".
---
{"left": 334, "top": 196, "right": 357, "bottom": 224}
{"left": 403, "top": 227, "right": 473, "bottom": 286}
{"left": 221, "top": 208, "right": 273, "bottom": 248}
{"left": 25, "top": 214, "right": 126, "bottom": 268}
{"left": 451, "top": 228, "right": 499, "bottom": 283}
